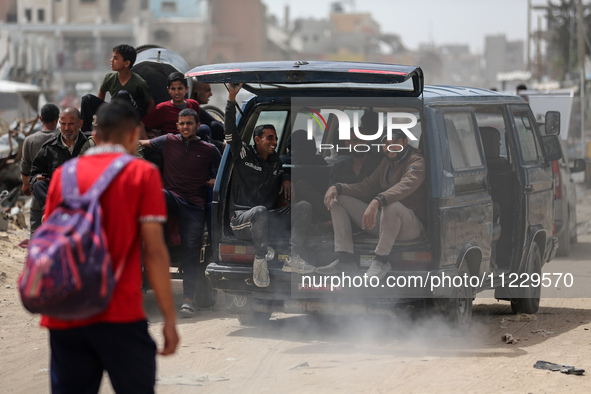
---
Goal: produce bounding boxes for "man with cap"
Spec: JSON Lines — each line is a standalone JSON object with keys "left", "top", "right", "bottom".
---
{"left": 317, "top": 129, "right": 427, "bottom": 279}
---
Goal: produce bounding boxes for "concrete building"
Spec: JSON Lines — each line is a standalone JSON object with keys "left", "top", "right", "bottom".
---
{"left": 1, "top": 0, "right": 209, "bottom": 104}
{"left": 484, "top": 34, "right": 525, "bottom": 90}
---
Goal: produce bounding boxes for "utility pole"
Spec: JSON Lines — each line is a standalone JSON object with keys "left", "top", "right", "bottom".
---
{"left": 577, "top": 0, "right": 586, "bottom": 157}
{"left": 527, "top": 0, "right": 532, "bottom": 72}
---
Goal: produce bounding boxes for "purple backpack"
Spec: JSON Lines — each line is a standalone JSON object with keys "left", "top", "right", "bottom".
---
{"left": 19, "top": 154, "right": 134, "bottom": 320}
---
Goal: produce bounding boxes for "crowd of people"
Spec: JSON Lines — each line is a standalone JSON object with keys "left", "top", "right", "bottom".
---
{"left": 19, "top": 43, "right": 427, "bottom": 393}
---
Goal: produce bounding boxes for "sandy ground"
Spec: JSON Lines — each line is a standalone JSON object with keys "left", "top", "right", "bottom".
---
{"left": 2, "top": 185, "right": 591, "bottom": 393}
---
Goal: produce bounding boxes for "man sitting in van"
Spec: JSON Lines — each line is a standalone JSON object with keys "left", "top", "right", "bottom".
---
{"left": 318, "top": 130, "right": 427, "bottom": 279}
{"left": 225, "top": 83, "right": 315, "bottom": 288}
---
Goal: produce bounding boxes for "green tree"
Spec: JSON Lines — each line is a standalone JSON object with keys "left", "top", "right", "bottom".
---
{"left": 546, "top": 0, "right": 591, "bottom": 80}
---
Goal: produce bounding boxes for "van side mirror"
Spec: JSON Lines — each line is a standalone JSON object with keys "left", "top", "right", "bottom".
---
{"left": 540, "top": 135, "right": 563, "bottom": 161}
{"left": 545, "top": 111, "right": 560, "bottom": 135}
{"left": 570, "top": 158, "right": 586, "bottom": 173}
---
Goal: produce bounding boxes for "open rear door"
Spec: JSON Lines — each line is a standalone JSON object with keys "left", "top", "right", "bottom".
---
{"left": 186, "top": 60, "right": 423, "bottom": 97}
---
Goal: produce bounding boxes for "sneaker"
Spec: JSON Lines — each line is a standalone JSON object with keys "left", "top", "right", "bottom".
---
{"left": 282, "top": 254, "right": 316, "bottom": 274}
{"left": 253, "top": 257, "right": 270, "bottom": 287}
{"left": 315, "top": 259, "right": 356, "bottom": 274}
{"left": 180, "top": 303, "right": 195, "bottom": 317}
{"left": 366, "top": 259, "right": 392, "bottom": 279}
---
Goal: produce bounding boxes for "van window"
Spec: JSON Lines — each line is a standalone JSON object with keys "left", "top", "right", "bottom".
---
{"left": 511, "top": 108, "right": 540, "bottom": 162}
{"left": 443, "top": 111, "right": 483, "bottom": 170}
{"left": 475, "top": 109, "right": 508, "bottom": 158}
{"left": 254, "top": 110, "right": 288, "bottom": 146}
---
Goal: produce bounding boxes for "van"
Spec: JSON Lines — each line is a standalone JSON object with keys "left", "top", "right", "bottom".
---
{"left": 187, "top": 61, "right": 562, "bottom": 325}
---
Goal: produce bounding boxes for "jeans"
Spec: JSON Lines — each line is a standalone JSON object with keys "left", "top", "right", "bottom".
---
{"left": 230, "top": 201, "right": 312, "bottom": 258}
{"left": 164, "top": 190, "right": 205, "bottom": 300}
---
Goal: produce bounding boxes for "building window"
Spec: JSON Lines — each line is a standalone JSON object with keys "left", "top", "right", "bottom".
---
{"left": 162, "top": 1, "right": 177, "bottom": 13}
{"left": 38, "top": 9, "right": 45, "bottom": 22}
{"left": 141, "top": 0, "right": 149, "bottom": 10}
{"left": 24, "top": 9, "right": 32, "bottom": 22}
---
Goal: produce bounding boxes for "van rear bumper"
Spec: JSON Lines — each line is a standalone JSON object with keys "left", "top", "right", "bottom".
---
{"left": 205, "top": 262, "right": 466, "bottom": 300}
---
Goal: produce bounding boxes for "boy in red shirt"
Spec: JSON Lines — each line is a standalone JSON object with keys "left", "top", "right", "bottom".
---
{"left": 42, "top": 100, "right": 179, "bottom": 393}
{"left": 142, "top": 72, "right": 224, "bottom": 153}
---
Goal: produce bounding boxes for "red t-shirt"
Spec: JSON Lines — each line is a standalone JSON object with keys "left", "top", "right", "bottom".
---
{"left": 40, "top": 151, "right": 167, "bottom": 329}
{"left": 142, "top": 99, "right": 200, "bottom": 134}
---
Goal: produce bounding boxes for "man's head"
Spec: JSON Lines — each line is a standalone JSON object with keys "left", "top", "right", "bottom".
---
{"left": 193, "top": 81, "right": 212, "bottom": 104}
{"left": 94, "top": 99, "right": 141, "bottom": 154}
{"left": 253, "top": 124, "right": 278, "bottom": 159}
{"left": 59, "top": 107, "right": 82, "bottom": 142}
{"left": 177, "top": 108, "right": 200, "bottom": 141}
{"left": 39, "top": 103, "right": 60, "bottom": 130}
{"left": 382, "top": 129, "right": 408, "bottom": 160}
{"left": 167, "top": 72, "right": 188, "bottom": 105}
{"left": 111, "top": 44, "right": 136, "bottom": 71}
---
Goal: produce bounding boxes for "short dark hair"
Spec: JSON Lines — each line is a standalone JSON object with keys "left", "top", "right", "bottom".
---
{"left": 253, "top": 124, "right": 276, "bottom": 139}
{"left": 40, "top": 103, "right": 60, "bottom": 124}
{"left": 178, "top": 108, "right": 199, "bottom": 124}
{"left": 95, "top": 99, "right": 140, "bottom": 142}
{"left": 112, "top": 44, "right": 137, "bottom": 68}
{"left": 167, "top": 71, "right": 187, "bottom": 88}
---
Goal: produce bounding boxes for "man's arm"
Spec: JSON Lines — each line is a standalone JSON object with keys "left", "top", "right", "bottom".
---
{"left": 30, "top": 146, "right": 50, "bottom": 184}
{"left": 20, "top": 139, "right": 33, "bottom": 195}
{"left": 225, "top": 83, "right": 245, "bottom": 163}
{"left": 97, "top": 89, "right": 106, "bottom": 101}
{"left": 141, "top": 221, "right": 179, "bottom": 356}
{"left": 138, "top": 139, "right": 152, "bottom": 149}
{"left": 21, "top": 174, "right": 31, "bottom": 196}
{"left": 377, "top": 155, "right": 425, "bottom": 206}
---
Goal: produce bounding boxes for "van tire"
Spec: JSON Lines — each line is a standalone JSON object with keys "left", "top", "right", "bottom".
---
{"left": 432, "top": 263, "right": 473, "bottom": 327}
{"left": 556, "top": 217, "right": 571, "bottom": 257}
{"left": 237, "top": 311, "right": 272, "bottom": 326}
{"left": 510, "top": 243, "right": 541, "bottom": 314}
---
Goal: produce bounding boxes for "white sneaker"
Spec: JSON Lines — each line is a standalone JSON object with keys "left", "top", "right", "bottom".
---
{"left": 253, "top": 257, "right": 270, "bottom": 287}
{"left": 282, "top": 254, "right": 316, "bottom": 274}
{"left": 366, "top": 259, "right": 391, "bottom": 279}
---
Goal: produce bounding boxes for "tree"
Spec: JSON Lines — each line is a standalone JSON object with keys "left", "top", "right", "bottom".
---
{"left": 546, "top": 0, "right": 591, "bottom": 80}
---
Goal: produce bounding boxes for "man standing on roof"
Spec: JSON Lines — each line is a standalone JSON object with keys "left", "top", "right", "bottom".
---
{"left": 225, "top": 83, "right": 315, "bottom": 287}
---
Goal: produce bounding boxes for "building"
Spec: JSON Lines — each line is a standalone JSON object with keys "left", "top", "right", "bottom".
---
{"left": 0, "top": 0, "right": 208, "bottom": 105}
{"left": 484, "top": 34, "right": 525, "bottom": 90}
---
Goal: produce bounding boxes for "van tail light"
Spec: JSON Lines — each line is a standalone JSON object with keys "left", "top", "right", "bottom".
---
{"left": 219, "top": 244, "right": 255, "bottom": 263}
{"left": 552, "top": 160, "right": 561, "bottom": 199}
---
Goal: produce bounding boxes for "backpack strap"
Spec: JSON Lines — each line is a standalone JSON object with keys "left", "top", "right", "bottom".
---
{"left": 61, "top": 157, "right": 81, "bottom": 197}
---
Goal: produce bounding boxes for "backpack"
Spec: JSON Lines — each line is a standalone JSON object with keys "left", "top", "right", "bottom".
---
{"left": 18, "top": 154, "right": 134, "bottom": 320}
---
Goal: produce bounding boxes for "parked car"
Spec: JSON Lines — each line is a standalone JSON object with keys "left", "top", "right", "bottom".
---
{"left": 553, "top": 140, "right": 585, "bottom": 256}
{"left": 187, "top": 61, "right": 563, "bottom": 325}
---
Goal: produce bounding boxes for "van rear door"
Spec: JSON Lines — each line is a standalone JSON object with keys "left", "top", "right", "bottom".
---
{"left": 186, "top": 60, "right": 424, "bottom": 97}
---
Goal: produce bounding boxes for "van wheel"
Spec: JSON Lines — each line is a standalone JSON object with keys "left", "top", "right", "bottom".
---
{"left": 556, "top": 217, "right": 571, "bottom": 257}
{"left": 432, "top": 264, "right": 473, "bottom": 327}
{"left": 237, "top": 311, "right": 272, "bottom": 326}
{"left": 510, "top": 243, "right": 541, "bottom": 314}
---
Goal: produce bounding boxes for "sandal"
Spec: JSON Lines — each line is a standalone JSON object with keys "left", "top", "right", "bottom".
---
{"left": 179, "top": 303, "right": 195, "bottom": 317}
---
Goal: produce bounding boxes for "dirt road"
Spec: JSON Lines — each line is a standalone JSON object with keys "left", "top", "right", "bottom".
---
{"left": 2, "top": 194, "right": 591, "bottom": 393}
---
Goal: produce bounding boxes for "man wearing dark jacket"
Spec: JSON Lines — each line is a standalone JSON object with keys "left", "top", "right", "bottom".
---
{"left": 225, "top": 83, "right": 314, "bottom": 287}
{"left": 30, "top": 107, "right": 90, "bottom": 215}
{"left": 318, "top": 130, "right": 427, "bottom": 279}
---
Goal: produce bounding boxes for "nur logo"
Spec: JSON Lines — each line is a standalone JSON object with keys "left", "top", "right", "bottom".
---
{"left": 303, "top": 107, "right": 418, "bottom": 152}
